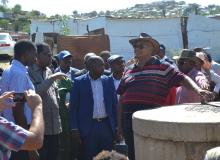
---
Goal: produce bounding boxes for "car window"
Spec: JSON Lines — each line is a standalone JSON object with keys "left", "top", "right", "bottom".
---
{"left": 0, "top": 35, "right": 9, "bottom": 40}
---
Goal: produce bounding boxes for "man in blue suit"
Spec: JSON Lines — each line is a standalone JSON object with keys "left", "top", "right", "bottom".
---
{"left": 69, "top": 56, "right": 118, "bottom": 160}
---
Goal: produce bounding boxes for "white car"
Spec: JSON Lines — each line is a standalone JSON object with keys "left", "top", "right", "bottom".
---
{"left": 0, "top": 33, "right": 15, "bottom": 57}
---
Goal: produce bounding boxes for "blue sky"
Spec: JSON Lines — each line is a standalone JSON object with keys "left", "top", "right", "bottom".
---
{"left": 7, "top": 0, "right": 220, "bottom": 16}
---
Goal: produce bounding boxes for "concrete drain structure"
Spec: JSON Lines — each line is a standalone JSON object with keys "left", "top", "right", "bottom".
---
{"left": 133, "top": 103, "right": 220, "bottom": 160}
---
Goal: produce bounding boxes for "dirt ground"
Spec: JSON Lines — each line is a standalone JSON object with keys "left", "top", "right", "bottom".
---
{"left": 0, "top": 56, "right": 11, "bottom": 69}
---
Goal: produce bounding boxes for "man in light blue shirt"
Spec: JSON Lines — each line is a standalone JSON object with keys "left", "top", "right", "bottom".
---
{"left": 0, "top": 40, "right": 37, "bottom": 160}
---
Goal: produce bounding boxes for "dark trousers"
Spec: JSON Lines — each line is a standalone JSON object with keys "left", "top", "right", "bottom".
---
{"left": 10, "top": 150, "right": 29, "bottom": 160}
{"left": 82, "top": 118, "right": 114, "bottom": 160}
{"left": 123, "top": 105, "right": 157, "bottom": 160}
{"left": 38, "top": 134, "right": 59, "bottom": 160}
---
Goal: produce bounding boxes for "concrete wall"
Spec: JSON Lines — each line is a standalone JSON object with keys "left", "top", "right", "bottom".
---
{"left": 106, "top": 17, "right": 182, "bottom": 60}
{"left": 31, "top": 20, "right": 60, "bottom": 34}
{"left": 188, "top": 15, "right": 220, "bottom": 61}
{"left": 31, "top": 15, "right": 220, "bottom": 61}
{"left": 74, "top": 17, "right": 106, "bottom": 35}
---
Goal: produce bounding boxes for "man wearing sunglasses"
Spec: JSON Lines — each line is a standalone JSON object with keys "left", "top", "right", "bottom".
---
{"left": 116, "top": 33, "right": 215, "bottom": 160}
{"left": 176, "top": 49, "right": 210, "bottom": 104}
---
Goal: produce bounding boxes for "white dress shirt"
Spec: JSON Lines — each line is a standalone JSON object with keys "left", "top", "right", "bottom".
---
{"left": 89, "top": 75, "right": 107, "bottom": 118}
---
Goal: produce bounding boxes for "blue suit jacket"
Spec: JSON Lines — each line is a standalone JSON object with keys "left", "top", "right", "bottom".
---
{"left": 69, "top": 73, "right": 118, "bottom": 138}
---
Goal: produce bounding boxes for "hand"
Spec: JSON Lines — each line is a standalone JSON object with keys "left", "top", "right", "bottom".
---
{"left": 0, "top": 91, "right": 15, "bottom": 111}
{"left": 71, "top": 130, "right": 82, "bottom": 144}
{"left": 115, "top": 126, "right": 124, "bottom": 143}
{"left": 125, "top": 58, "right": 137, "bottom": 67}
{"left": 50, "top": 72, "right": 67, "bottom": 81}
{"left": 199, "top": 89, "right": 216, "bottom": 103}
{"left": 200, "top": 83, "right": 210, "bottom": 91}
{"left": 24, "top": 90, "right": 42, "bottom": 111}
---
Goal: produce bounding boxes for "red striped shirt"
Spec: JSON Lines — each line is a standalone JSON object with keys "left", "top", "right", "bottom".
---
{"left": 117, "top": 57, "right": 185, "bottom": 107}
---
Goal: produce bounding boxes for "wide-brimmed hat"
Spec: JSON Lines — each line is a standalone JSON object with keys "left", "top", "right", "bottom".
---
{"left": 129, "top": 32, "right": 160, "bottom": 54}
{"left": 195, "top": 51, "right": 208, "bottom": 63}
{"left": 177, "top": 49, "right": 198, "bottom": 62}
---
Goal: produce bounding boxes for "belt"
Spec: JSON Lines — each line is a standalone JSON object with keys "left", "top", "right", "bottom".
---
{"left": 93, "top": 117, "right": 108, "bottom": 122}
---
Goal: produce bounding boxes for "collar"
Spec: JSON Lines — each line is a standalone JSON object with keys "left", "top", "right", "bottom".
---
{"left": 12, "top": 60, "right": 27, "bottom": 73}
{"left": 88, "top": 73, "right": 102, "bottom": 81}
{"left": 31, "top": 63, "right": 47, "bottom": 72}
{"left": 111, "top": 73, "right": 121, "bottom": 81}
{"left": 187, "top": 67, "right": 199, "bottom": 77}
{"left": 60, "top": 66, "right": 71, "bottom": 74}
{"left": 134, "top": 56, "right": 160, "bottom": 69}
{"left": 160, "top": 55, "right": 167, "bottom": 62}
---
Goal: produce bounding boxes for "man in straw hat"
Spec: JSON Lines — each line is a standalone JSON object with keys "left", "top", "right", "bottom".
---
{"left": 176, "top": 49, "right": 210, "bottom": 104}
{"left": 116, "top": 33, "right": 215, "bottom": 160}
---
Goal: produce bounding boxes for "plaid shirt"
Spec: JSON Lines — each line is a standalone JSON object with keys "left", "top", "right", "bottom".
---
{"left": 0, "top": 117, "right": 28, "bottom": 160}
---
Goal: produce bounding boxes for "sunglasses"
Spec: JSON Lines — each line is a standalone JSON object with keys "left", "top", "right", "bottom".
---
{"left": 177, "top": 59, "right": 191, "bottom": 65}
{"left": 133, "top": 44, "right": 148, "bottom": 49}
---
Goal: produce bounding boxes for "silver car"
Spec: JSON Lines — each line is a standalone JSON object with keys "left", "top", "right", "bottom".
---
{"left": 0, "top": 33, "right": 15, "bottom": 57}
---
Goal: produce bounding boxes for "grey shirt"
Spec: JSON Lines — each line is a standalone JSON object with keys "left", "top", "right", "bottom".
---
{"left": 28, "top": 64, "right": 62, "bottom": 135}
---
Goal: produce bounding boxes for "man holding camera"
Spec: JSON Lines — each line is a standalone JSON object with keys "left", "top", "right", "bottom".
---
{"left": 0, "top": 90, "right": 44, "bottom": 160}
{"left": 0, "top": 40, "right": 38, "bottom": 160}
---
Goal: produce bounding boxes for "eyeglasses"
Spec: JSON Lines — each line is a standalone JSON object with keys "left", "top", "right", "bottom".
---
{"left": 133, "top": 44, "right": 148, "bottom": 49}
{"left": 177, "top": 60, "right": 190, "bottom": 65}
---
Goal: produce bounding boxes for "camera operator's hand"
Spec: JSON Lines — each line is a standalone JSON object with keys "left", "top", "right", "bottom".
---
{"left": 49, "top": 72, "right": 67, "bottom": 81}
{"left": 24, "top": 90, "right": 42, "bottom": 111}
{"left": 0, "top": 91, "right": 15, "bottom": 111}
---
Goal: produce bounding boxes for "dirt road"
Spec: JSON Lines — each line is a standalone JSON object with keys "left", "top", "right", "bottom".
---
{"left": 0, "top": 56, "right": 11, "bottom": 69}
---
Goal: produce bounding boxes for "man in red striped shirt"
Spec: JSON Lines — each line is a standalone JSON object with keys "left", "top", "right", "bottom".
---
{"left": 116, "top": 33, "right": 214, "bottom": 160}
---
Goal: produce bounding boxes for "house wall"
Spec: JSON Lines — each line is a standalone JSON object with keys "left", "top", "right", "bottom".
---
{"left": 31, "top": 15, "right": 220, "bottom": 61}
{"left": 188, "top": 15, "right": 220, "bottom": 61}
{"left": 106, "top": 18, "right": 183, "bottom": 60}
{"left": 74, "top": 17, "right": 106, "bottom": 35}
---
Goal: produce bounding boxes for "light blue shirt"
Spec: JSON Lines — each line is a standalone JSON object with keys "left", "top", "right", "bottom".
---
{"left": 0, "top": 60, "right": 35, "bottom": 124}
{"left": 89, "top": 75, "right": 107, "bottom": 118}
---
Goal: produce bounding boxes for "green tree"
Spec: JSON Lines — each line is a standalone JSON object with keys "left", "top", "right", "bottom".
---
{"left": 72, "top": 10, "right": 79, "bottom": 18}
{"left": 28, "top": 10, "right": 46, "bottom": 19}
{"left": 58, "top": 15, "right": 70, "bottom": 35}
{"left": 0, "top": 19, "right": 10, "bottom": 30}
{"left": 0, "top": 5, "right": 7, "bottom": 12}
{"left": 1, "top": 0, "right": 8, "bottom": 6}
{"left": 12, "top": 4, "right": 22, "bottom": 15}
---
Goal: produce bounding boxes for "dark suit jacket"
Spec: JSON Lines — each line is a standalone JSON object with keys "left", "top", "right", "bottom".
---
{"left": 69, "top": 73, "right": 118, "bottom": 138}
{"left": 76, "top": 69, "right": 111, "bottom": 77}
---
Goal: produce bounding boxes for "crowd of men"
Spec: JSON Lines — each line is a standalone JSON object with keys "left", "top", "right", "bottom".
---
{"left": 0, "top": 32, "right": 220, "bottom": 160}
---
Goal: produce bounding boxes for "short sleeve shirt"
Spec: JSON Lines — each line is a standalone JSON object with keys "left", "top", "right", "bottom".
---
{"left": 117, "top": 57, "right": 185, "bottom": 106}
{"left": 0, "top": 116, "right": 29, "bottom": 160}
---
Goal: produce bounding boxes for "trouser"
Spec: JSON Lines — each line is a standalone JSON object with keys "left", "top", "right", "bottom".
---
{"left": 10, "top": 150, "right": 29, "bottom": 160}
{"left": 122, "top": 105, "right": 157, "bottom": 160}
{"left": 38, "top": 134, "right": 59, "bottom": 160}
{"left": 82, "top": 118, "right": 114, "bottom": 160}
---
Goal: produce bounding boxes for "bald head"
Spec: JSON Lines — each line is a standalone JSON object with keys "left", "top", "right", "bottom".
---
{"left": 87, "top": 56, "right": 104, "bottom": 69}
{"left": 84, "top": 52, "right": 96, "bottom": 64}
{"left": 87, "top": 56, "right": 104, "bottom": 79}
